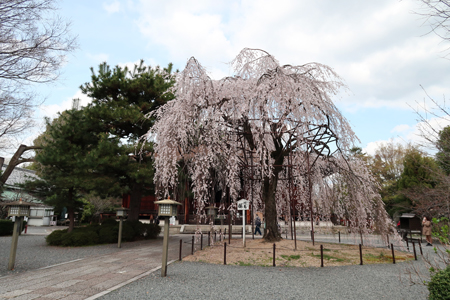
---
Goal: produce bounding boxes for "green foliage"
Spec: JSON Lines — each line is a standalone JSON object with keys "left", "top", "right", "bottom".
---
{"left": 98, "top": 226, "right": 118, "bottom": 244}
{"left": 432, "top": 218, "right": 449, "bottom": 245}
{"left": 398, "top": 150, "right": 439, "bottom": 190}
{"left": 0, "top": 219, "right": 14, "bottom": 236}
{"left": 366, "top": 142, "right": 414, "bottom": 217}
{"left": 61, "top": 230, "right": 99, "bottom": 247}
{"left": 46, "top": 220, "right": 160, "bottom": 247}
{"left": 427, "top": 266, "right": 450, "bottom": 300}
{"left": 143, "top": 223, "right": 161, "bottom": 239}
{"left": 436, "top": 126, "right": 450, "bottom": 175}
{"left": 0, "top": 219, "right": 27, "bottom": 236}
{"left": 79, "top": 61, "right": 176, "bottom": 220}
{"left": 46, "top": 229, "right": 68, "bottom": 246}
{"left": 101, "top": 218, "right": 118, "bottom": 226}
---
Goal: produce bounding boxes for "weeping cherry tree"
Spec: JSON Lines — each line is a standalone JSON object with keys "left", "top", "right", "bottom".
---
{"left": 145, "top": 48, "right": 392, "bottom": 242}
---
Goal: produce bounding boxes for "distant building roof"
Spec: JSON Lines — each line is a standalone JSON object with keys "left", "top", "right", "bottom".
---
{"left": 1, "top": 164, "right": 39, "bottom": 187}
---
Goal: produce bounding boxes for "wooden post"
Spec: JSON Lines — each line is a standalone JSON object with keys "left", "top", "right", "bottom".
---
{"left": 191, "top": 236, "right": 194, "bottom": 255}
{"left": 179, "top": 239, "right": 182, "bottom": 261}
{"left": 338, "top": 231, "right": 341, "bottom": 243}
{"left": 412, "top": 242, "right": 417, "bottom": 261}
{"left": 117, "top": 217, "right": 123, "bottom": 248}
{"left": 201, "top": 233, "right": 203, "bottom": 250}
{"left": 8, "top": 217, "right": 22, "bottom": 270}
{"left": 161, "top": 216, "right": 170, "bottom": 277}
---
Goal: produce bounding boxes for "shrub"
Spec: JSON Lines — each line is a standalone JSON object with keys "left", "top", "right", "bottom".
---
{"left": 72, "top": 231, "right": 99, "bottom": 246}
{"left": 45, "top": 219, "right": 160, "bottom": 247}
{"left": 121, "top": 222, "right": 138, "bottom": 241}
{"left": 143, "top": 223, "right": 161, "bottom": 239}
{"left": 60, "top": 231, "right": 75, "bottom": 247}
{"left": 101, "top": 218, "right": 118, "bottom": 226}
{"left": 85, "top": 223, "right": 101, "bottom": 234}
{"left": 0, "top": 219, "right": 14, "bottom": 236}
{"left": 428, "top": 266, "right": 450, "bottom": 300}
{"left": 46, "top": 229, "right": 68, "bottom": 246}
{"left": 99, "top": 225, "right": 118, "bottom": 244}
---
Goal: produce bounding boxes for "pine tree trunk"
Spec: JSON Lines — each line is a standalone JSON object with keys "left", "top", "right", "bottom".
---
{"left": 67, "top": 207, "right": 75, "bottom": 233}
{"left": 128, "top": 184, "right": 143, "bottom": 221}
{"left": 67, "top": 186, "right": 75, "bottom": 233}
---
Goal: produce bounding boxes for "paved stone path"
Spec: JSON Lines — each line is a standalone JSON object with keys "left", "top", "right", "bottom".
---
{"left": 0, "top": 236, "right": 193, "bottom": 300}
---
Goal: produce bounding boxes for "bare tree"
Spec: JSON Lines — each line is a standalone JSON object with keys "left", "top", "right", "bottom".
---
{"left": 0, "top": 0, "right": 76, "bottom": 150}
{"left": 417, "top": 0, "right": 450, "bottom": 44}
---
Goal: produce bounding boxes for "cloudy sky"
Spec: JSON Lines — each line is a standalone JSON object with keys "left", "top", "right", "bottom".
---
{"left": 27, "top": 0, "right": 450, "bottom": 156}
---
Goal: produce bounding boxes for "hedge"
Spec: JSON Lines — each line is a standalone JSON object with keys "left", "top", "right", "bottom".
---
{"left": 0, "top": 219, "right": 14, "bottom": 236}
{"left": 0, "top": 219, "right": 28, "bottom": 236}
{"left": 46, "top": 220, "right": 161, "bottom": 247}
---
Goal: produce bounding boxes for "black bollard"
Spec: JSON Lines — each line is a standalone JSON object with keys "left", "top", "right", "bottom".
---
{"left": 391, "top": 243, "right": 395, "bottom": 264}
{"left": 320, "top": 245, "right": 324, "bottom": 267}
{"left": 224, "top": 242, "right": 227, "bottom": 265}
{"left": 273, "top": 243, "right": 276, "bottom": 267}
{"left": 359, "top": 244, "right": 363, "bottom": 265}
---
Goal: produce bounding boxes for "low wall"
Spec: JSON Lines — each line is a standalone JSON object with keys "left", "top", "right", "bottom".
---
{"left": 160, "top": 223, "right": 347, "bottom": 235}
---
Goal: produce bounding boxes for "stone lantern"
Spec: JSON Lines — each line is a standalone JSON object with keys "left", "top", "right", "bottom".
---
{"left": 154, "top": 197, "right": 181, "bottom": 277}
{"left": 5, "top": 199, "right": 34, "bottom": 270}
{"left": 116, "top": 207, "right": 129, "bottom": 248}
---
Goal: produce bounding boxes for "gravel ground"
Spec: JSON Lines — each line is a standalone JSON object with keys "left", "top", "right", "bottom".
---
{"left": 0, "top": 230, "right": 437, "bottom": 299}
{"left": 0, "top": 234, "right": 153, "bottom": 277}
{"left": 101, "top": 261, "right": 429, "bottom": 300}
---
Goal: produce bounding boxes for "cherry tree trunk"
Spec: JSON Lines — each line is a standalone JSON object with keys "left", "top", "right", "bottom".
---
{"left": 128, "top": 184, "right": 143, "bottom": 221}
{"left": 262, "top": 172, "right": 282, "bottom": 242}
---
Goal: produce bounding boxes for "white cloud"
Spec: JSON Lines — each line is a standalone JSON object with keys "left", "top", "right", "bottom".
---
{"left": 363, "top": 138, "right": 407, "bottom": 156}
{"left": 364, "top": 115, "right": 450, "bottom": 156}
{"left": 103, "top": 1, "right": 121, "bottom": 14}
{"left": 12, "top": 90, "right": 94, "bottom": 156}
{"left": 131, "top": 0, "right": 450, "bottom": 111}
{"left": 38, "top": 90, "right": 92, "bottom": 120}
{"left": 391, "top": 124, "right": 410, "bottom": 133}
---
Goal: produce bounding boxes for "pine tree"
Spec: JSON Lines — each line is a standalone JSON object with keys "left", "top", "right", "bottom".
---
{"left": 30, "top": 109, "right": 111, "bottom": 232}
{"left": 80, "top": 60, "right": 175, "bottom": 220}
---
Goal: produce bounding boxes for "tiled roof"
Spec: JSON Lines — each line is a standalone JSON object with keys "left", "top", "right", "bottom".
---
{"left": 1, "top": 164, "right": 39, "bottom": 187}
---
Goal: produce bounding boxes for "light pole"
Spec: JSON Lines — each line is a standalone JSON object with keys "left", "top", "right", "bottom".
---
{"left": 154, "top": 197, "right": 181, "bottom": 277}
{"left": 116, "top": 207, "right": 129, "bottom": 248}
{"left": 5, "top": 199, "right": 33, "bottom": 270}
